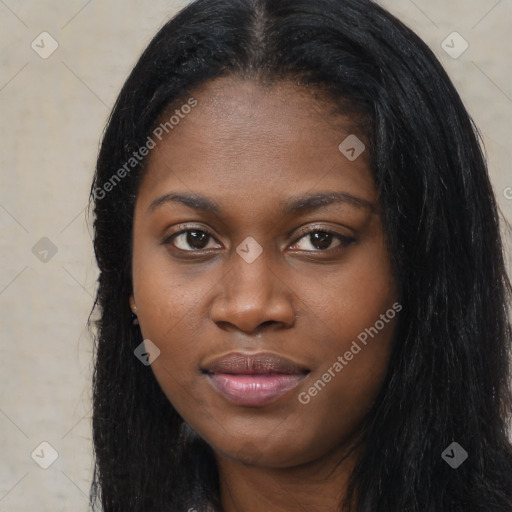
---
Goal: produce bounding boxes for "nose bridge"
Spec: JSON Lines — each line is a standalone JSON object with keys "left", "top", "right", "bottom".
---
{"left": 227, "top": 244, "right": 277, "bottom": 302}
{"left": 210, "top": 243, "right": 295, "bottom": 331}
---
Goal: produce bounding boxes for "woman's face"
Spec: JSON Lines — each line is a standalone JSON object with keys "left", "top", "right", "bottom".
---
{"left": 130, "top": 76, "right": 398, "bottom": 468}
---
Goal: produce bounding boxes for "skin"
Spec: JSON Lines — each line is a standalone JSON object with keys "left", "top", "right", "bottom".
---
{"left": 130, "top": 76, "right": 399, "bottom": 512}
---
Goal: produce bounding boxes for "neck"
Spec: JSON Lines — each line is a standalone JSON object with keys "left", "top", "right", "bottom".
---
{"left": 215, "top": 441, "right": 360, "bottom": 512}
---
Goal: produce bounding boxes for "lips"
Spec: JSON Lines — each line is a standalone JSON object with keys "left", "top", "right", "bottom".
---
{"left": 202, "top": 352, "right": 309, "bottom": 375}
{"left": 202, "top": 352, "right": 309, "bottom": 407}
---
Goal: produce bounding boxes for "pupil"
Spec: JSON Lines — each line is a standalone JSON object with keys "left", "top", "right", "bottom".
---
{"left": 187, "top": 230, "right": 208, "bottom": 249}
{"left": 311, "top": 232, "right": 332, "bottom": 250}
{"left": 184, "top": 231, "right": 334, "bottom": 250}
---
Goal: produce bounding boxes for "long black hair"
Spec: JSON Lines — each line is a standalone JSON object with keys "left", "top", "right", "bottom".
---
{"left": 89, "top": 0, "right": 512, "bottom": 510}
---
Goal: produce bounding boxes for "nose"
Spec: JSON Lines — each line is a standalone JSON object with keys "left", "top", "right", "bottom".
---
{"left": 209, "top": 249, "right": 296, "bottom": 334}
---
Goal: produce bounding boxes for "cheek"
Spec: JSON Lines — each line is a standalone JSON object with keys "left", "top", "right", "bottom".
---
{"left": 133, "top": 269, "right": 209, "bottom": 417}
{"left": 290, "top": 297, "right": 397, "bottom": 465}
{"left": 289, "top": 239, "right": 397, "bottom": 434}
{"left": 132, "top": 239, "right": 210, "bottom": 335}
{"left": 301, "top": 237, "right": 397, "bottom": 351}
{"left": 131, "top": 246, "right": 209, "bottom": 385}
{"left": 135, "top": 282, "right": 207, "bottom": 371}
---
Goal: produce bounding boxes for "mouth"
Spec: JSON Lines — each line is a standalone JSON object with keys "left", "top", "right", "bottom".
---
{"left": 201, "top": 352, "right": 310, "bottom": 407}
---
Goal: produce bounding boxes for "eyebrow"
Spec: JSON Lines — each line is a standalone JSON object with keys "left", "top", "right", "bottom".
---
{"left": 147, "top": 191, "right": 374, "bottom": 215}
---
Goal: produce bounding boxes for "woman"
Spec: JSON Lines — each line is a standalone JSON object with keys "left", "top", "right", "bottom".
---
{"left": 89, "top": 0, "right": 512, "bottom": 510}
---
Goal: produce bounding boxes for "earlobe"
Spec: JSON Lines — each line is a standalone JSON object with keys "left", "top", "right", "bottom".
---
{"left": 129, "top": 295, "right": 137, "bottom": 314}
{"left": 129, "top": 295, "right": 140, "bottom": 326}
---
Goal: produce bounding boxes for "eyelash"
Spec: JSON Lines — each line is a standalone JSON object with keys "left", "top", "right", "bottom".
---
{"left": 163, "top": 225, "right": 355, "bottom": 254}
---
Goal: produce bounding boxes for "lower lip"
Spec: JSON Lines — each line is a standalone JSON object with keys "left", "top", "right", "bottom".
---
{"left": 207, "top": 373, "right": 306, "bottom": 406}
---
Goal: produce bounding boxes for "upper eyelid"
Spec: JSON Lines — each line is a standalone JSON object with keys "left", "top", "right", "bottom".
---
{"left": 167, "top": 224, "right": 348, "bottom": 238}
{"left": 165, "top": 225, "right": 352, "bottom": 249}
{"left": 291, "top": 225, "right": 350, "bottom": 241}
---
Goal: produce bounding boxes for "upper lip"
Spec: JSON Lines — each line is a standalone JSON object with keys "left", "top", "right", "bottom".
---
{"left": 201, "top": 351, "right": 310, "bottom": 375}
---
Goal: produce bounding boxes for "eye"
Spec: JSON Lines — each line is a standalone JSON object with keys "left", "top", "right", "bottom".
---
{"left": 163, "top": 226, "right": 354, "bottom": 254}
{"left": 165, "top": 229, "right": 221, "bottom": 251}
{"left": 289, "top": 229, "right": 355, "bottom": 252}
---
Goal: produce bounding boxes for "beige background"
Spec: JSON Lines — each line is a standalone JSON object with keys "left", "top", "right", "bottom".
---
{"left": 0, "top": 1, "right": 511, "bottom": 510}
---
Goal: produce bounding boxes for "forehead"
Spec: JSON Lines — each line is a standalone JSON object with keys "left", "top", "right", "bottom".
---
{"left": 139, "top": 76, "right": 376, "bottom": 210}
{"left": 156, "top": 76, "right": 367, "bottom": 149}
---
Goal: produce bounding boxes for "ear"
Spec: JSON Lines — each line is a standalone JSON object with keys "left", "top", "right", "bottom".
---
{"left": 129, "top": 295, "right": 137, "bottom": 314}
